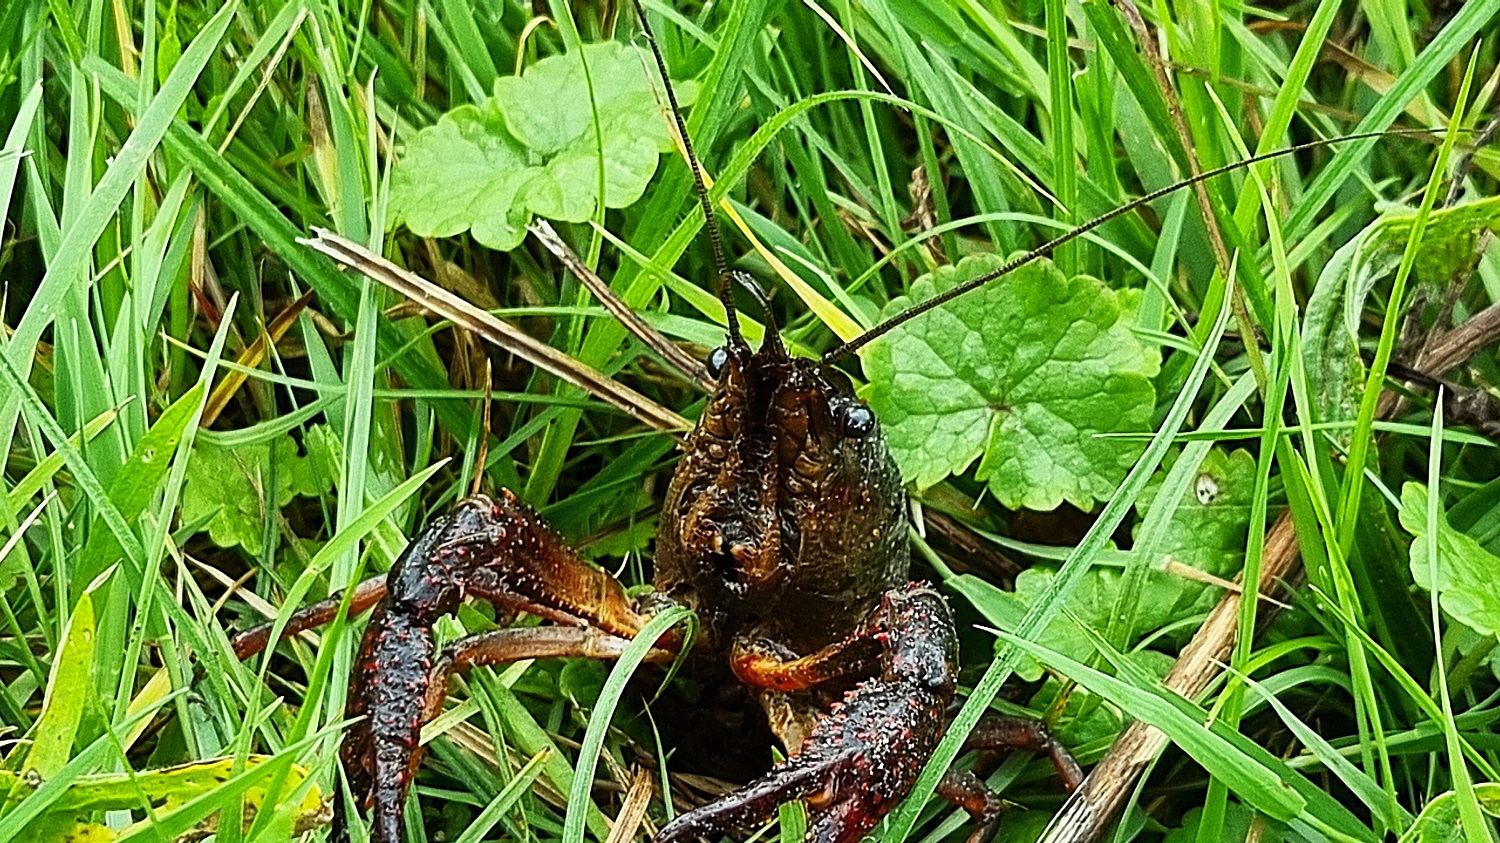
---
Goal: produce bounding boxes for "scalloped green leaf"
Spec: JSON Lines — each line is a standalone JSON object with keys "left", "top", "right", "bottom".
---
{"left": 1401, "top": 482, "right": 1500, "bottom": 638}
{"left": 389, "top": 103, "right": 533, "bottom": 249}
{"left": 859, "top": 254, "right": 1157, "bottom": 511}
{"left": 181, "top": 426, "right": 338, "bottom": 555}
{"left": 1134, "top": 447, "right": 1258, "bottom": 588}
{"left": 1375, "top": 195, "right": 1500, "bottom": 287}
{"left": 389, "top": 41, "right": 692, "bottom": 251}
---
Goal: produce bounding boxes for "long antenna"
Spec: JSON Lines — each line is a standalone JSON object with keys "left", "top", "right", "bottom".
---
{"left": 823, "top": 128, "right": 1454, "bottom": 362}
{"left": 630, "top": 0, "right": 747, "bottom": 352}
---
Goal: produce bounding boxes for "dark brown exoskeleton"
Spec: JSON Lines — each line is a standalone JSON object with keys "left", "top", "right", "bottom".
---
{"left": 233, "top": 335, "right": 1083, "bottom": 842}
{"left": 223, "top": 3, "right": 1452, "bottom": 840}
{"left": 228, "top": 283, "right": 1083, "bottom": 843}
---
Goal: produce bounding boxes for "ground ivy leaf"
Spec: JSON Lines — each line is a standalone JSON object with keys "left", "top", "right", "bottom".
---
{"left": 181, "top": 426, "right": 337, "bottom": 555}
{"left": 958, "top": 565, "right": 1155, "bottom": 682}
{"left": 390, "top": 103, "right": 534, "bottom": 249}
{"left": 1400, "top": 482, "right": 1500, "bottom": 638}
{"left": 1132, "top": 447, "right": 1258, "bottom": 607}
{"left": 953, "top": 566, "right": 1097, "bottom": 682}
{"left": 860, "top": 254, "right": 1157, "bottom": 511}
{"left": 390, "top": 42, "right": 689, "bottom": 251}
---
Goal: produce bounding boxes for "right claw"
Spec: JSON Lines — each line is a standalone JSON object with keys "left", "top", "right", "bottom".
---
{"left": 656, "top": 673, "right": 950, "bottom": 843}
{"left": 654, "top": 755, "right": 837, "bottom": 843}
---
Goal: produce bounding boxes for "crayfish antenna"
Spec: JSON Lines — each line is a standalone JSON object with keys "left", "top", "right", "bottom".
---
{"left": 823, "top": 126, "right": 1466, "bottom": 363}
{"left": 629, "top": 0, "right": 752, "bottom": 356}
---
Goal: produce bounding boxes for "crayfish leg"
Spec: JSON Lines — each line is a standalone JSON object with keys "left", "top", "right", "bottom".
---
{"left": 339, "top": 623, "right": 669, "bottom": 843}
{"left": 455, "top": 491, "right": 658, "bottom": 641}
{"left": 730, "top": 631, "right": 879, "bottom": 694}
{"left": 439, "top": 625, "right": 670, "bottom": 672}
{"left": 229, "top": 574, "right": 388, "bottom": 660}
{"left": 656, "top": 672, "right": 948, "bottom": 843}
{"left": 935, "top": 769, "right": 1006, "bottom": 843}
{"left": 930, "top": 715, "right": 1083, "bottom": 843}
{"left": 964, "top": 714, "right": 1084, "bottom": 793}
{"left": 655, "top": 756, "right": 838, "bottom": 843}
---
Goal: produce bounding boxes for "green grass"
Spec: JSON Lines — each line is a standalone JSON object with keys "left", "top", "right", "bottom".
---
{"left": 3, "top": 1, "right": 1500, "bottom": 842}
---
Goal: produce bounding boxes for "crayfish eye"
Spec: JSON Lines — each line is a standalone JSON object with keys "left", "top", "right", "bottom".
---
{"left": 839, "top": 403, "right": 876, "bottom": 438}
{"left": 706, "top": 346, "right": 730, "bottom": 379}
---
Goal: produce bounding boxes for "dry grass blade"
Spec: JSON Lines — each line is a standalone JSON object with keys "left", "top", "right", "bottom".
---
{"left": 473, "top": 358, "right": 493, "bottom": 497}
{"left": 529, "top": 220, "right": 712, "bottom": 390}
{"left": 201, "top": 290, "right": 315, "bottom": 427}
{"left": 1398, "top": 299, "right": 1500, "bottom": 391}
{"left": 604, "top": 766, "right": 657, "bottom": 843}
{"left": 299, "top": 228, "right": 689, "bottom": 435}
{"left": 1114, "top": 0, "right": 1266, "bottom": 390}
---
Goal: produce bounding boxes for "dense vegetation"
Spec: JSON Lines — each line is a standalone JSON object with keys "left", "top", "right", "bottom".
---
{"left": 3, "top": 0, "right": 1500, "bottom": 841}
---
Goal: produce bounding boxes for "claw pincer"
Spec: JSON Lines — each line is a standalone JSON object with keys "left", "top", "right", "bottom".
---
{"left": 338, "top": 503, "right": 478, "bottom": 841}
{"left": 343, "top": 611, "right": 434, "bottom": 843}
{"left": 658, "top": 584, "right": 958, "bottom": 843}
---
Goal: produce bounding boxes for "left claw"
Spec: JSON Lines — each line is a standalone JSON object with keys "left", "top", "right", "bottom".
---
{"left": 324, "top": 493, "right": 662, "bottom": 842}
{"left": 339, "top": 611, "right": 437, "bottom": 843}
{"left": 658, "top": 584, "right": 957, "bottom": 843}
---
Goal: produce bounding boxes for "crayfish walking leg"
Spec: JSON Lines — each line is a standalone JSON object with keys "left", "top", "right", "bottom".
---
{"left": 934, "top": 715, "right": 1085, "bottom": 843}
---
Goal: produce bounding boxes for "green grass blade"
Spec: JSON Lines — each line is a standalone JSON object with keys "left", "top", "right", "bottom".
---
{"left": 562, "top": 605, "right": 693, "bottom": 843}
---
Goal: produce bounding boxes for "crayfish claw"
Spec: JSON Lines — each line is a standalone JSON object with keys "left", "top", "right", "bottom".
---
{"left": 655, "top": 673, "right": 948, "bottom": 843}
{"left": 656, "top": 584, "right": 956, "bottom": 843}
{"left": 343, "top": 608, "right": 436, "bottom": 843}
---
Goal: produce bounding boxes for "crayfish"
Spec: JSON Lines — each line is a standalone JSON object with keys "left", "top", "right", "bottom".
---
{"left": 223, "top": 3, "right": 1418, "bottom": 841}
{"left": 233, "top": 325, "right": 1080, "bottom": 843}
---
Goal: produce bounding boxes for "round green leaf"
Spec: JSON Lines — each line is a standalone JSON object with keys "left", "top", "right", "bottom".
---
{"left": 860, "top": 254, "right": 1158, "bottom": 510}
{"left": 390, "top": 42, "right": 691, "bottom": 251}
{"left": 1401, "top": 482, "right": 1500, "bottom": 639}
{"left": 389, "top": 103, "right": 534, "bottom": 250}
